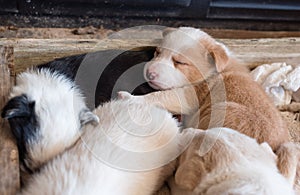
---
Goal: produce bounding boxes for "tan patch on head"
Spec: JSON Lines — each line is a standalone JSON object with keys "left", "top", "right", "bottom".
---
{"left": 164, "top": 28, "right": 230, "bottom": 83}
{"left": 172, "top": 52, "right": 205, "bottom": 83}
{"left": 145, "top": 27, "right": 231, "bottom": 89}
{"left": 198, "top": 36, "right": 229, "bottom": 73}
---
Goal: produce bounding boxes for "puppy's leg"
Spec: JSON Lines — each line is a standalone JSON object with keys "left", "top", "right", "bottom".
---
{"left": 118, "top": 85, "right": 199, "bottom": 115}
{"left": 276, "top": 142, "right": 300, "bottom": 188}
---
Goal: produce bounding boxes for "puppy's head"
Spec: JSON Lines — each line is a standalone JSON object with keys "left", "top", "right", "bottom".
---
{"left": 145, "top": 27, "right": 230, "bottom": 90}
{"left": 1, "top": 69, "right": 98, "bottom": 172}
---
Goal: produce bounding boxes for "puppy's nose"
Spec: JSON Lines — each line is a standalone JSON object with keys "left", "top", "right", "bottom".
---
{"left": 146, "top": 71, "right": 158, "bottom": 81}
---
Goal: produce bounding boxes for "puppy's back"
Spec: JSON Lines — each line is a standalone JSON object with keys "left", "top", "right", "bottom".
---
{"left": 197, "top": 70, "right": 289, "bottom": 150}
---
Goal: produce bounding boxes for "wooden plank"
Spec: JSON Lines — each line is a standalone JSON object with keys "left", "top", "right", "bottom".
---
{"left": 2, "top": 27, "right": 300, "bottom": 39}
{"left": 204, "top": 29, "right": 300, "bottom": 39}
{"left": 222, "top": 38, "right": 300, "bottom": 69}
{"left": 0, "top": 37, "right": 299, "bottom": 73}
{"left": 0, "top": 46, "right": 20, "bottom": 195}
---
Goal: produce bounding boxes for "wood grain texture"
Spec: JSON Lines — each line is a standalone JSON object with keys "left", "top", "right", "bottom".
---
{"left": 0, "top": 37, "right": 299, "bottom": 73}
{"left": 0, "top": 46, "right": 20, "bottom": 195}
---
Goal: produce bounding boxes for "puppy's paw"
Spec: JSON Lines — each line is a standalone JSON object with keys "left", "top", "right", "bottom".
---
{"left": 117, "top": 91, "right": 147, "bottom": 105}
{"left": 117, "top": 91, "right": 133, "bottom": 100}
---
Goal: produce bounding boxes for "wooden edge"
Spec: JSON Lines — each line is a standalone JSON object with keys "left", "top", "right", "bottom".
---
{"left": 0, "top": 37, "right": 299, "bottom": 73}
{"left": 0, "top": 46, "right": 20, "bottom": 195}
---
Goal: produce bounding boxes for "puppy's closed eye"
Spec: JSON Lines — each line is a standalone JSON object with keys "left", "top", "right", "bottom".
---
{"left": 174, "top": 60, "right": 188, "bottom": 66}
{"left": 173, "top": 58, "right": 189, "bottom": 66}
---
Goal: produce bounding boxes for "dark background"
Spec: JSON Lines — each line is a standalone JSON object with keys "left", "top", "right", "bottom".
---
{"left": 0, "top": 0, "right": 299, "bottom": 30}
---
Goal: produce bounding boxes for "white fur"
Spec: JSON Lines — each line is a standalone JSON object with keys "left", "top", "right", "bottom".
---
{"left": 14, "top": 69, "right": 182, "bottom": 195}
{"left": 144, "top": 27, "right": 227, "bottom": 90}
{"left": 171, "top": 127, "right": 295, "bottom": 195}
{"left": 144, "top": 27, "right": 203, "bottom": 90}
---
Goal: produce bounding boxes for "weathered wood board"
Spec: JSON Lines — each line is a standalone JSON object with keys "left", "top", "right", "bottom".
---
{"left": 0, "top": 37, "right": 299, "bottom": 74}
{"left": 0, "top": 46, "right": 20, "bottom": 195}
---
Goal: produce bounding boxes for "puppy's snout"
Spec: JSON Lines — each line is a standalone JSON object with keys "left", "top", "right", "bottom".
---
{"left": 146, "top": 70, "right": 158, "bottom": 81}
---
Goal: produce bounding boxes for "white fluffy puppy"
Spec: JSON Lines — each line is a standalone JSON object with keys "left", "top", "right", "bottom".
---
{"left": 2, "top": 69, "right": 183, "bottom": 195}
{"left": 170, "top": 127, "right": 295, "bottom": 195}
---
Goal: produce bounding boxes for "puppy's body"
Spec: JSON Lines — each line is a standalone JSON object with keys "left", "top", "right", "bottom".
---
{"left": 2, "top": 69, "right": 181, "bottom": 195}
{"left": 118, "top": 27, "right": 297, "bottom": 190}
{"left": 193, "top": 69, "right": 287, "bottom": 149}
{"left": 21, "top": 100, "right": 180, "bottom": 195}
{"left": 170, "top": 128, "right": 295, "bottom": 195}
{"left": 121, "top": 27, "right": 289, "bottom": 150}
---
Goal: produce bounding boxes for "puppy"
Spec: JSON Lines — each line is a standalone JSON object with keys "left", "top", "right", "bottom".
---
{"left": 119, "top": 27, "right": 289, "bottom": 151}
{"left": 169, "top": 127, "right": 295, "bottom": 195}
{"left": 37, "top": 47, "right": 156, "bottom": 108}
{"left": 119, "top": 27, "right": 299, "bottom": 190}
{"left": 2, "top": 69, "right": 183, "bottom": 195}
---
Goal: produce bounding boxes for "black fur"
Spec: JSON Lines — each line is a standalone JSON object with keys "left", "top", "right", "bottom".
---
{"left": 1, "top": 94, "right": 38, "bottom": 173}
{"left": 37, "top": 53, "right": 85, "bottom": 80}
{"left": 37, "top": 47, "right": 157, "bottom": 107}
{"left": 95, "top": 47, "right": 156, "bottom": 106}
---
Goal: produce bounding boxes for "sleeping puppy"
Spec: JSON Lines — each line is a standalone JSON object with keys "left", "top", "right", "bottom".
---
{"left": 118, "top": 27, "right": 299, "bottom": 190}
{"left": 37, "top": 47, "right": 156, "bottom": 108}
{"left": 13, "top": 46, "right": 157, "bottom": 185}
{"left": 170, "top": 127, "right": 296, "bottom": 195}
{"left": 119, "top": 27, "right": 289, "bottom": 151}
{"left": 1, "top": 69, "right": 183, "bottom": 195}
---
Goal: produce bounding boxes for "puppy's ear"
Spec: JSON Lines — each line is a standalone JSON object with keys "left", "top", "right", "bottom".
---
{"left": 1, "top": 95, "right": 34, "bottom": 119}
{"left": 201, "top": 36, "right": 229, "bottom": 73}
{"left": 208, "top": 42, "right": 229, "bottom": 73}
{"left": 162, "top": 27, "right": 176, "bottom": 37}
{"left": 79, "top": 109, "right": 99, "bottom": 127}
{"left": 175, "top": 158, "right": 206, "bottom": 191}
{"left": 1, "top": 94, "right": 38, "bottom": 172}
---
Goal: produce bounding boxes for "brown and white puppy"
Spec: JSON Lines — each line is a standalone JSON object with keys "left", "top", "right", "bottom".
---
{"left": 169, "top": 127, "right": 296, "bottom": 195}
{"left": 119, "top": 27, "right": 289, "bottom": 151}
{"left": 118, "top": 27, "right": 299, "bottom": 189}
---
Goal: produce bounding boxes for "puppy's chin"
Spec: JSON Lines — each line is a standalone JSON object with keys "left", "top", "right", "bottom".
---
{"left": 148, "top": 81, "right": 166, "bottom": 90}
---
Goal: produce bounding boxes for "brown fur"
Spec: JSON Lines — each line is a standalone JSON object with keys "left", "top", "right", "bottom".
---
{"left": 276, "top": 142, "right": 300, "bottom": 192}
{"left": 191, "top": 68, "right": 288, "bottom": 150}
{"left": 169, "top": 128, "right": 295, "bottom": 194}
{"left": 120, "top": 27, "right": 296, "bottom": 191}
{"left": 138, "top": 28, "right": 289, "bottom": 150}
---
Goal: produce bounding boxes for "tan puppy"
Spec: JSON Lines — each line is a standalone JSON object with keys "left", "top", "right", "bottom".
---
{"left": 119, "top": 27, "right": 288, "bottom": 151}
{"left": 169, "top": 127, "right": 295, "bottom": 195}
{"left": 118, "top": 27, "right": 299, "bottom": 190}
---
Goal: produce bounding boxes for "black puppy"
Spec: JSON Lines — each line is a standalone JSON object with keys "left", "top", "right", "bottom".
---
{"left": 38, "top": 46, "right": 156, "bottom": 108}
